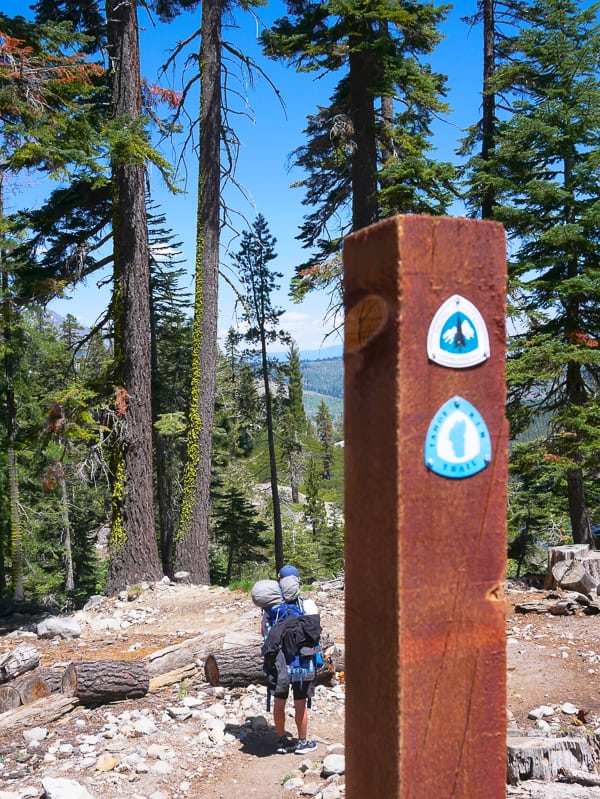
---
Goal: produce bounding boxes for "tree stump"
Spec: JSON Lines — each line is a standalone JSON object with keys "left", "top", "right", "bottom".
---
{"left": 506, "top": 735, "right": 596, "bottom": 785}
{"left": 0, "top": 644, "right": 40, "bottom": 684}
{"left": 62, "top": 660, "right": 149, "bottom": 706}
{"left": 204, "top": 645, "right": 335, "bottom": 688}
{"left": 546, "top": 545, "right": 591, "bottom": 588}
{"left": 552, "top": 560, "right": 598, "bottom": 598}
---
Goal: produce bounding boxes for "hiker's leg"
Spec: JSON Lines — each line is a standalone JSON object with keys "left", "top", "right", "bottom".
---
{"left": 294, "top": 698, "right": 308, "bottom": 740}
{"left": 273, "top": 696, "right": 287, "bottom": 737}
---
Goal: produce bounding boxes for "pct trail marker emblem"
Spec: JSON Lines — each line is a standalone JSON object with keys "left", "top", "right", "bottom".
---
{"left": 425, "top": 396, "right": 492, "bottom": 479}
{"left": 427, "top": 294, "right": 490, "bottom": 368}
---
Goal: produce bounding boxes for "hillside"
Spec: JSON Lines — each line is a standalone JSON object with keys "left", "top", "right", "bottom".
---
{"left": 300, "top": 357, "right": 343, "bottom": 420}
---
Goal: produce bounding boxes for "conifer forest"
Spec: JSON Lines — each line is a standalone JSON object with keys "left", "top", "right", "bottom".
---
{"left": 0, "top": 0, "right": 599, "bottom": 607}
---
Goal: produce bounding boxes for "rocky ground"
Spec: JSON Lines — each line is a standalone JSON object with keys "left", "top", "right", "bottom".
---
{"left": 0, "top": 576, "right": 600, "bottom": 798}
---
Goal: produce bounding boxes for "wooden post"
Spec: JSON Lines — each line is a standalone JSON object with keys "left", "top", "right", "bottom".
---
{"left": 343, "top": 216, "right": 507, "bottom": 798}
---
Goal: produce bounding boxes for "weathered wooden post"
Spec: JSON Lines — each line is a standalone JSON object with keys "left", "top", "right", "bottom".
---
{"left": 344, "top": 216, "right": 507, "bottom": 798}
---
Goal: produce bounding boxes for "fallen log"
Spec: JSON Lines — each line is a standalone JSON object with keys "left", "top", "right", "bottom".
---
{"left": 0, "top": 643, "right": 40, "bottom": 684}
{"left": 559, "top": 768, "right": 600, "bottom": 787}
{"left": 149, "top": 663, "right": 198, "bottom": 692}
{"left": 13, "top": 673, "right": 51, "bottom": 705}
{"left": 62, "top": 660, "right": 149, "bottom": 706}
{"left": 0, "top": 693, "right": 78, "bottom": 736}
{"left": 144, "top": 629, "right": 262, "bottom": 677}
{"left": 204, "top": 645, "right": 335, "bottom": 689}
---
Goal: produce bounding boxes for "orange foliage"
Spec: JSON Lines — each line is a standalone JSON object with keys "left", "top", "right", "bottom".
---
{"left": 568, "top": 330, "right": 598, "bottom": 348}
{"left": 146, "top": 83, "right": 182, "bottom": 109}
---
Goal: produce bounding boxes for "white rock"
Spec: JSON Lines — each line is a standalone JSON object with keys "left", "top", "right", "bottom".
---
{"left": 23, "top": 727, "right": 48, "bottom": 743}
{"left": 528, "top": 705, "right": 555, "bottom": 719}
{"left": 134, "top": 717, "right": 157, "bottom": 735}
{"left": 561, "top": 702, "right": 578, "bottom": 715}
{"left": 283, "top": 778, "right": 304, "bottom": 791}
{"left": 321, "top": 754, "right": 346, "bottom": 776}
{"left": 205, "top": 703, "right": 227, "bottom": 718}
{"left": 37, "top": 617, "right": 82, "bottom": 640}
{"left": 42, "top": 778, "right": 95, "bottom": 799}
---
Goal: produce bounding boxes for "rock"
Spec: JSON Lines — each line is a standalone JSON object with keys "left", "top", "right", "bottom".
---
{"left": 37, "top": 617, "right": 81, "bottom": 640}
{"left": 528, "top": 705, "right": 555, "bottom": 720}
{"left": 173, "top": 572, "right": 191, "bottom": 584}
{"left": 321, "top": 754, "right": 345, "bottom": 777}
{"left": 561, "top": 702, "right": 579, "bottom": 715}
{"left": 41, "top": 777, "right": 95, "bottom": 799}
{"left": 283, "top": 777, "right": 304, "bottom": 791}
{"left": 23, "top": 727, "right": 48, "bottom": 743}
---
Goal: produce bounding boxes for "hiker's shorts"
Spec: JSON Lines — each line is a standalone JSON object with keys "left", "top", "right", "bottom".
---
{"left": 275, "top": 681, "right": 310, "bottom": 701}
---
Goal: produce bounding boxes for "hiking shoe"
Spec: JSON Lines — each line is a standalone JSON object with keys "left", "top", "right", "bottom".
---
{"left": 295, "top": 739, "right": 317, "bottom": 754}
{"left": 276, "top": 736, "right": 296, "bottom": 754}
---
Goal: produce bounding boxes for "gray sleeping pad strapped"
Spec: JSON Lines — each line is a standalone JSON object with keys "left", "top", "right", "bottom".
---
{"left": 279, "top": 575, "right": 301, "bottom": 602}
{"left": 251, "top": 579, "right": 283, "bottom": 608}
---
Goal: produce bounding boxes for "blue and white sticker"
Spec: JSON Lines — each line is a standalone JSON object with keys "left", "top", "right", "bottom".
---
{"left": 424, "top": 396, "right": 492, "bottom": 479}
{"left": 427, "top": 295, "right": 490, "bottom": 368}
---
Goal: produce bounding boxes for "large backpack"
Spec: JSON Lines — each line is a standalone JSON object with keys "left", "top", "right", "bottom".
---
{"left": 261, "top": 595, "right": 323, "bottom": 709}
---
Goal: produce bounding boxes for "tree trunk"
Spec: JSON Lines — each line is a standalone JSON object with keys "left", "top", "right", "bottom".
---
{"left": 175, "top": 0, "right": 221, "bottom": 584}
{"left": 56, "top": 445, "right": 74, "bottom": 595}
{"left": 1, "top": 192, "right": 21, "bottom": 600}
{"left": 567, "top": 467, "right": 593, "bottom": 548}
{"left": 261, "top": 334, "right": 284, "bottom": 572}
{"left": 62, "top": 660, "right": 149, "bottom": 705}
{"left": 349, "top": 24, "right": 378, "bottom": 231}
{"left": 0, "top": 644, "right": 40, "bottom": 683}
{"left": 481, "top": 0, "right": 496, "bottom": 219}
{"left": 204, "top": 645, "right": 334, "bottom": 688}
{"left": 104, "top": 0, "right": 162, "bottom": 593}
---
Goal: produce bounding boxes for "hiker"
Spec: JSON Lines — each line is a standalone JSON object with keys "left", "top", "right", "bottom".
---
{"left": 252, "top": 565, "right": 321, "bottom": 755}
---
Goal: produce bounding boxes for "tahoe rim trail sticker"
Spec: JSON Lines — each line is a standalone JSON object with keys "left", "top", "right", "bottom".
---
{"left": 425, "top": 396, "right": 492, "bottom": 479}
{"left": 427, "top": 294, "right": 490, "bottom": 368}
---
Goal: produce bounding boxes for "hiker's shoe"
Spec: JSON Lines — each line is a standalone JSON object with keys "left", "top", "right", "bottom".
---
{"left": 276, "top": 736, "right": 296, "bottom": 754}
{"left": 295, "top": 739, "right": 317, "bottom": 755}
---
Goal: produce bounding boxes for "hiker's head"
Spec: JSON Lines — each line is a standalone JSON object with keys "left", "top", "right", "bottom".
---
{"left": 278, "top": 565, "right": 300, "bottom": 580}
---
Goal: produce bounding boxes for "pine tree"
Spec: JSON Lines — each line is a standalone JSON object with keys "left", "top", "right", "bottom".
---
{"left": 234, "top": 214, "right": 291, "bottom": 572}
{"left": 315, "top": 400, "right": 334, "bottom": 480}
{"left": 262, "top": 0, "right": 454, "bottom": 291}
{"left": 211, "top": 482, "right": 269, "bottom": 583}
{"left": 476, "top": 0, "right": 600, "bottom": 545}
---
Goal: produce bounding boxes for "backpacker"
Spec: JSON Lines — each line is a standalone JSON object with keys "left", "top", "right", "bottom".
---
{"left": 259, "top": 595, "right": 323, "bottom": 710}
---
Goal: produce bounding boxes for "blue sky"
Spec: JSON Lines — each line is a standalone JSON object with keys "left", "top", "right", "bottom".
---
{"left": 4, "top": 1, "right": 482, "bottom": 354}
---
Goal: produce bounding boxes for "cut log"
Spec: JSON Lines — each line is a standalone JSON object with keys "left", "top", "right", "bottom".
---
{"left": 62, "top": 660, "right": 149, "bottom": 706}
{"left": 13, "top": 673, "right": 50, "bottom": 705}
{"left": 506, "top": 735, "right": 596, "bottom": 785}
{"left": 33, "top": 667, "right": 65, "bottom": 694}
{"left": 0, "top": 685, "right": 21, "bottom": 713}
{"left": 552, "top": 560, "right": 598, "bottom": 597}
{"left": 149, "top": 663, "right": 198, "bottom": 692}
{"left": 546, "top": 545, "right": 590, "bottom": 588}
{"left": 0, "top": 644, "right": 40, "bottom": 684}
{"left": 204, "top": 645, "right": 334, "bottom": 689}
{"left": 144, "top": 629, "right": 262, "bottom": 677}
{"left": 0, "top": 693, "right": 78, "bottom": 736}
